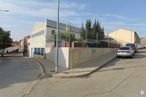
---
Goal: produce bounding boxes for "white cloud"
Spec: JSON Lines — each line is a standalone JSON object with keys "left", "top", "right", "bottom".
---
{"left": 0, "top": 0, "right": 87, "bottom": 40}
{"left": 103, "top": 14, "right": 128, "bottom": 20}
{"left": 0, "top": 0, "right": 84, "bottom": 18}
{"left": 0, "top": 0, "right": 145, "bottom": 40}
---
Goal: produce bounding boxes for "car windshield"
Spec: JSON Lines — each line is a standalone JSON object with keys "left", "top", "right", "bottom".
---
{"left": 126, "top": 44, "right": 134, "bottom": 47}
{"left": 119, "top": 47, "right": 130, "bottom": 50}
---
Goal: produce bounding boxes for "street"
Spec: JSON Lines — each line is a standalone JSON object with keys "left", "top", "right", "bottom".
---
{"left": 26, "top": 49, "right": 146, "bottom": 97}
{"left": 0, "top": 55, "right": 41, "bottom": 97}
{"left": 1, "top": 1, "right": 146, "bottom": 97}
{"left": 0, "top": 49, "right": 146, "bottom": 97}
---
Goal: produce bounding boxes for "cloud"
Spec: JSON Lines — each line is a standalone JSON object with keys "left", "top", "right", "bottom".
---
{"left": 0, "top": 0, "right": 85, "bottom": 18}
{"left": 0, "top": 0, "right": 145, "bottom": 40}
{"left": 0, "top": 0, "right": 87, "bottom": 40}
{"left": 103, "top": 14, "right": 128, "bottom": 20}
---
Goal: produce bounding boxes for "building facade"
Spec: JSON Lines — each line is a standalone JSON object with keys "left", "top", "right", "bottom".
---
{"left": 141, "top": 37, "right": 146, "bottom": 46}
{"left": 29, "top": 19, "right": 80, "bottom": 58}
{"left": 107, "top": 29, "right": 140, "bottom": 46}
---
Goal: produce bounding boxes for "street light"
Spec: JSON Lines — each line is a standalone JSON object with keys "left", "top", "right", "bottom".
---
{"left": 55, "top": 0, "right": 60, "bottom": 73}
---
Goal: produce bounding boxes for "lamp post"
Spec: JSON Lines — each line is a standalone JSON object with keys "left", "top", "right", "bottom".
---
{"left": 55, "top": 0, "right": 60, "bottom": 73}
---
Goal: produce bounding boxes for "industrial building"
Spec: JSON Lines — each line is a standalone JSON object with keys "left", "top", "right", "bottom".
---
{"left": 29, "top": 19, "right": 80, "bottom": 58}
{"left": 107, "top": 29, "right": 140, "bottom": 46}
{"left": 141, "top": 37, "right": 146, "bottom": 46}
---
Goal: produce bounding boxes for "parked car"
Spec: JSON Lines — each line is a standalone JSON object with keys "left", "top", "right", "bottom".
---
{"left": 0, "top": 49, "right": 4, "bottom": 56}
{"left": 117, "top": 46, "right": 135, "bottom": 58}
{"left": 125, "top": 43, "right": 137, "bottom": 53}
{"left": 136, "top": 44, "right": 145, "bottom": 49}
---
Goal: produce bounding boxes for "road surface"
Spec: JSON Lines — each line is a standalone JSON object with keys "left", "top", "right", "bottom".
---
{"left": 0, "top": 49, "right": 146, "bottom": 97}
{"left": 0, "top": 56, "right": 40, "bottom": 97}
{"left": 26, "top": 49, "right": 146, "bottom": 97}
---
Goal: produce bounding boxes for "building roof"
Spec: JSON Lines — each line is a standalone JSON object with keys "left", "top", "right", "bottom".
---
{"left": 108, "top": 28, "right": 136, "bottom": 35}
{"left": 47, "top": 19, "right": 80, "bottom": 33}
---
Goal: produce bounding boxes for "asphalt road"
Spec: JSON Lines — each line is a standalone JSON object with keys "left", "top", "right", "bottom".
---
{"left": 0, "top": 56, "right": 40, "bottom": 97}
{"left": 25, "top": 49, "right": 146, "bottom": 97}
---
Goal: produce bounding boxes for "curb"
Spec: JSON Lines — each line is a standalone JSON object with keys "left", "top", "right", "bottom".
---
{"left": 31, "top": 58, "right": 52, "bottom": 78}
{"left": 52, "top": 55, "right": 117, "bottom": 78}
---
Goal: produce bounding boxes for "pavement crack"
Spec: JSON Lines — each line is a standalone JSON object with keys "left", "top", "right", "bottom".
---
{"left": 21, "top": 79, "right": 41, "bottom": 97}
{"left": 83, "top": 90, "right": 111, "bottom": 97}
{"left": 111, "top": 91, "right": 125, "bottom": 97}
{"left": 111, "top": 71, "right": 135, "bottom": 91}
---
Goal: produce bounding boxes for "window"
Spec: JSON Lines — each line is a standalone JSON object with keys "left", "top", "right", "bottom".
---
{"left": 34, "top": 48, "right": 44, "bottom": 55}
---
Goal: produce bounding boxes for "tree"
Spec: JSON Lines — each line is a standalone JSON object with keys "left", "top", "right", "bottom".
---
{"left": 51, "top": 30, "right": 75, "bottom": 47}
{"left": 80, "top": 19, "right": 105, "bottom": 45}
{"left": 80, "top": 24, "right": 86, "bottom": 41}
{"left": 92, "top": 20, "right": 98, "bottom": 40}
{"left": 0, "top": 27, "right": 12, "bottom": 56}
{"left": 85, "top": 19, "right": 92, "bottom": 41}
{"left": 51, "top": 30, "right": 56, "bottom": 46}
{"left": 65, "top": 32, "right": 75, "bottom": 42}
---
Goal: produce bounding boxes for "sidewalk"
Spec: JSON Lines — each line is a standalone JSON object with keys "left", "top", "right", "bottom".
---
{"left": 34, "top": 53, "right": 117, "bottom": 78}
{"left": 33, "top": 57, "right": 66, "bottom": 76}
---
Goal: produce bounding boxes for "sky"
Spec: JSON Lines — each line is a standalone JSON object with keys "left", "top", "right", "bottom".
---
{"left": 0, "top": 0, "right": 146, "bottom": 40}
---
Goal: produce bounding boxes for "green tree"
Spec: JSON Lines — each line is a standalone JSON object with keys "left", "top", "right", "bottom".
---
{"left": 98, "top": 27, "right": 104, "bottom": 41}
{"left": 92, "top": 20, "right": 98, "bottom": 40}
{"left": 51, "top": 30, "right": 75, "bottom": 47}
{"left": 80, "top": 24, "right": 86, "bottom": 41}
{"left": 51, "top": 30, "right": 56, "bottom": 46}
{"left": 85, "top": 19, "right": 92, "bottom": 41}
{"left": 65, "top": 32, "right": 75, "bottom": 42}
{"left": 0, "top": 27, "right": 12, "bottom": 56}
{"left": 80, "top": 19, "right": 105, "bottom": 45}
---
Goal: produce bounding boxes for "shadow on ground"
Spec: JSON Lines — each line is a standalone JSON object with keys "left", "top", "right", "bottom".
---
{"left": 0, "top": 56, "right": 44, "bottom": 91}
{"left": 97, "top": 51, "right": 146, "bottom": 73}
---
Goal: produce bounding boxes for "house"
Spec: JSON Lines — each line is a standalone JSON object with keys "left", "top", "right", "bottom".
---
{"left": 20, "top": 36, "right": 30, "bottom": 56}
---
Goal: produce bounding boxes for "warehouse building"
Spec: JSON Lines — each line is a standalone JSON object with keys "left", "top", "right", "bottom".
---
{"left": 107, "top": 29, "right": 140, "bottom": 46}
{"left": 29, "top": 19, "right": 80, "bottom": 58}
{"left": 141, "top": 37, "right": 146, "bottom": 46}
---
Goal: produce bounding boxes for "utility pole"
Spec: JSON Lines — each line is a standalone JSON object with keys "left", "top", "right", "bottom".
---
{"left": 55, "top": 0, "right": 60, "bottom": 73}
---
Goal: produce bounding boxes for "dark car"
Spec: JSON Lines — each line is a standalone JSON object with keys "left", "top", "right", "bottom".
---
{"left": 126, "top": 43, "right": 137, "bottom": 53}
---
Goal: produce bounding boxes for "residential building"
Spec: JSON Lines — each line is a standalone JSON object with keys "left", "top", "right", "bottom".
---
{"left": 107, "top": 29, "right": 140, "bottom": 45}
{"left": 29, "top": 19, "right": 80, "bottom": 57}
{"left": 20, "top": 36, "right": 30, "bottom": 56}
{"left": 5, "top": 41, "right": 21, "bottom": 53}
{"left": 12, "top": 41, "right": 21, "bottom": 47}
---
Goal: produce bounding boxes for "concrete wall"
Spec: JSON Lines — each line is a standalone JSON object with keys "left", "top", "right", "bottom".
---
{"left": 69, "top": 48, "right": 116, "bottom": 68}
{"left": 45, "top": 47, "right": 69, "bottom": 68}
{"left": 39, "top": 47, "right": 116, "bottom": 69}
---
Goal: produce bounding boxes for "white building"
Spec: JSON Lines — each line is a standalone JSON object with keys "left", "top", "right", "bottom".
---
{"left": 29, "top": 19, "right": 80, "bottom": 58}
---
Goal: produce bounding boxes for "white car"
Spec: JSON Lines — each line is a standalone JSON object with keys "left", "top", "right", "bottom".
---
{"left": 0, "top": 49, "right": 4, "bottom": 56}
{"left": 136, "top": 44, "right": 145, "bottom": 49}
{"left": 117, "top": 46, "right": 135, "bottom": 57}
